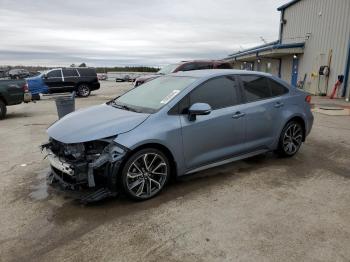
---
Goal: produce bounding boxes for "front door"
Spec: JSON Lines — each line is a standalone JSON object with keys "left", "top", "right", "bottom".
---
{"left": 179, "top": 76, "right": 246, "bottom": 170}
{"left": 291, "top": 57, "right": 299, "bottom": 86}
{"left": 44, "top": 69, "right": 64, "bottom": 92}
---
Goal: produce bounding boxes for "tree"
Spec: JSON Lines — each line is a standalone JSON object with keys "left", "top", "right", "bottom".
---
{"left": 79, "top": 63, "right": 87, "bottom": 67}
{"left": 70, "top": 63, "right": 76, "bottom": 67}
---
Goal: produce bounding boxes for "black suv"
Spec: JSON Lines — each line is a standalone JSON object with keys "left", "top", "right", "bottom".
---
{"left": 43, "top": 68, "right": 100, "bottom": 97}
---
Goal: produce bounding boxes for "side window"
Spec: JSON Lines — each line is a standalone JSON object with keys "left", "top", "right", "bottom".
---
{"left": 63, "top": 69, "right": 79, "bottom": 77}
{"left": 240, "top": 75, "right": 271, "bottom": 102}
{"left": 196, "top": 63, "right": 213, "bottom": 70}
{"left": 47, "top": 70, "right": 62, "bottom": 78}
{"left": 180, "top": 63, "right": 197, "bottom": 71}
{"left": 268, "top": 79, "right": 289, "bottom": 96}
{"left": 215, "top": 63, "right": 232, "bottom": 69}
{"left": 190, "top": 76, "right": 239, "bottom": 110}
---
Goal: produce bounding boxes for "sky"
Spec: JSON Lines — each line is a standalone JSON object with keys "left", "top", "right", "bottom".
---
{"left": 0, "top": 0, "right": 286, "bottom": 67}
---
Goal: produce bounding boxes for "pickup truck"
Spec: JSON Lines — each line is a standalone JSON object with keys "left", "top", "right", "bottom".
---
{"left": 0, "top": 79, "right": 31, "bottom": 119}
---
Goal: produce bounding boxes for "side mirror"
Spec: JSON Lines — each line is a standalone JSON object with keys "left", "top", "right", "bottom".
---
{"left": 43, "top": 74, "right": 48, "bottom": 79}
{"left": 188, "top": 103, "right": 212, "bottom": 121}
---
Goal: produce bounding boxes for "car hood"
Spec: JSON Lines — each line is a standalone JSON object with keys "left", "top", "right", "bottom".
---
{"left": 47, "top": 104, "right": 150, "bottom": 143}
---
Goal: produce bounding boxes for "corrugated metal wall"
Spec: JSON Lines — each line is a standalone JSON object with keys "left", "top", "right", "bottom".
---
{"left": 282, "top": 0, "right": 350, "bottom": 95}
{"left": 280, "top": 56, "right": 293, "bottom": 84}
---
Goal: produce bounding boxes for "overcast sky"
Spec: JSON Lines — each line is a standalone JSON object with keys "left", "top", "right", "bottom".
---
{"left": 0, "top": 0, "right": 286, "bottom": 67}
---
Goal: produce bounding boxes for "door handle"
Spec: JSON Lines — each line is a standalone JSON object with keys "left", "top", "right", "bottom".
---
{"left": 232, "top": 111, "right": 245, "bottom": 119}
{"left": 274, "top": 102, "right": 284, "bottom": 108}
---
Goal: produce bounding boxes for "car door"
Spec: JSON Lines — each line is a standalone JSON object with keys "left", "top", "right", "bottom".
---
{"left": 62, "top": 68, "right": 79, "bottom": 92}
{"left": 44, "top": 69, "right": 64, "bottom": 92}
{"left": 179, "top": 76, "right": 246, "bottom": 170}
{"left": 238, "top": 74, "right": 286, "bottom": 151}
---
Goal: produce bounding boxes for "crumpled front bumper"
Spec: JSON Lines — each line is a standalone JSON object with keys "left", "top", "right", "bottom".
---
{"left": 43, "top": 141, "right": 129, "bottom": 202}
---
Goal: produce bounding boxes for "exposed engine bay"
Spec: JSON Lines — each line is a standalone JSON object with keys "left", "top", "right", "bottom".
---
{"left": 41, "top": 137, "right": 128, "bottom": 202}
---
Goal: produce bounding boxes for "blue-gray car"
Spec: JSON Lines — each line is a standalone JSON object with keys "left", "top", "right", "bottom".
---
{"left": 43, "top": 70, "right": 313, "bottom": 201}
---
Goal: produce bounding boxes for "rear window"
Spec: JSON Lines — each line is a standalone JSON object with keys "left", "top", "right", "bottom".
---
{"left": 77, "top": 68, "right": 97, "bottom": 77}
{"left": 63, "top": 69, "right": 79, "bottom": 77}
{"left": 47, "top": 69, "right": 62, "bottom": 78}
{"left": 268, "top": 78, "right": 289, "bottom": 96}
{"left": 240, "top": 75, "right": 271, "bottom": 102}
{"left": 215, "top": 63, "right": 232, "bottom": 69}
{"left": 180, "top": 63, "right": 197, "bottom": 71}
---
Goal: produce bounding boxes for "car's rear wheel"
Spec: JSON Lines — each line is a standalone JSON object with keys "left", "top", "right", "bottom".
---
{"left": 276, "top": 121, "right": 304, "bottom": 157}
{"left": 77, "top": 84, "right": 91, "bottom": 97}
{"left": 121, "top": 148, "right": 170, "bottom": 201}
{"left": 0, "top": 100, "right": 7, "bottom": 120}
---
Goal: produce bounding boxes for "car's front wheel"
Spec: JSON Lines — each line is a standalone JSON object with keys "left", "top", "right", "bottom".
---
{"left": 276, "top": 120, "right": 304, "bottom": 157}
{"left": 77, "top": 84, "right": 91, "bottom": 97}
{"left": 121, "top": 148, "right": 170, "bottom": 201}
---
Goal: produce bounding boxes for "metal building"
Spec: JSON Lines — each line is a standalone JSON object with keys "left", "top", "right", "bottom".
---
{"left": 225, "top": 0, "right": 350, "bottom": 100}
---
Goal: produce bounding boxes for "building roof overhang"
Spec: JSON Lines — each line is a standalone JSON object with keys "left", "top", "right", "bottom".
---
{"left": 225, "top": 42, "right": 305, "bottom": 62}
{"left": 277, "top": 0, "right": 301, "bottom": 11}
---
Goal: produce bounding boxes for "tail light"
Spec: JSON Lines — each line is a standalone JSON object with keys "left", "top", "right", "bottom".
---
{"left": 305, "top": 95, "right": 311, "bottom": 104}
{"left": 23, "top": 82, "right": 29, "bottom": 92}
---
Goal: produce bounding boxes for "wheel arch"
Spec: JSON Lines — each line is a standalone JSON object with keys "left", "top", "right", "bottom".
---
{"left": 120, "top": 142, "right": 178, "bottom": 178}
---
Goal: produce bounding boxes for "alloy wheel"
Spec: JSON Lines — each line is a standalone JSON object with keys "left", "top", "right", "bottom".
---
{"left": 282, "top": 123, "right": 303, "bottom": 155}
{"left": 78, "top": 85, "right": 90, "bottom": 97}
{"left": 126, "top": 153, "right": 168, "bottom": 199}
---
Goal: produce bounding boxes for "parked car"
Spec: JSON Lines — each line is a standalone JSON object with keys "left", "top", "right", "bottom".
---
{"left": 0, "top": 79, "right": 31, "bottom": 119}
{"left": 97, "top": 73, "right": 108, "bottom": 81}
{"left": 26, "top": 68, "right": 100, "bottom": 97}
{"left": 116, "top": 74, "right": 132, "bottom": 82}
{"left": 43, "top": 69, "right": 313, "bottom": 201}
{"left": 134, "top": 60, "right": 232, "bottom": 86}
{"left": 8, "top": 69, "right": 31, "bottom": 79}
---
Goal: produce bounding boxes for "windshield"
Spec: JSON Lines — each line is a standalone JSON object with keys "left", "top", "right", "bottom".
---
{"left": 158, "top": 64, "right": 180, "bottom": 74}
{"left": 111, "top": 76, "right": 196, "bottom": 113}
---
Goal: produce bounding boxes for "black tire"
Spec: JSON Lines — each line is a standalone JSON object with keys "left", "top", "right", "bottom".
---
{"left": 121, "top": 148, "right": 171, "bottom": 201}
{"left": 0, "top": 99, "right": 7, "bottom": 120}
{"left": 77, "top": 84, "right": 91, "bottom": 97}
{"left": 276, "top": 120, "right": 304, "bottom": 157}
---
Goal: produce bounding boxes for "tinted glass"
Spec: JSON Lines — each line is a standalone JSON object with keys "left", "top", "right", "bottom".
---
{"left": 196, "top": 63, "right": 213, "bottom": 70}
{"left": 47, "top": 70, "right": 62, "bottom": 78}
{"left": 268, "top": 79, "right": 288, "bottom": 96}
{"left": 114, "top": 76, "right": 196, "bottom": 113}
{"left": 215, "top": 63, "right": 232, "bottom": 69}
{"left": 78, "top": 68, "right": 96, "bottom": 76}
{"left": 180, "top": 63, "right": 197, "bottom": 71}
{"left": 240, "top": 75, "right": 271, "bottom": 102}
{"left": 63, "top": 69, "right": 79, "bottom": 77}
{"left": 190, "top": 76, "right": 238, "bottom": 110}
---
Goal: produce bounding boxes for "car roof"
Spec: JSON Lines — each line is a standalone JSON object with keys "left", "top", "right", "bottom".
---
{"left": 169, "top": 69, "right": 273, "bottom": 78}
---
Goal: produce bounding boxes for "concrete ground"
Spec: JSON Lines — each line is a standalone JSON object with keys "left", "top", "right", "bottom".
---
{"left": 1, "top": 81, "right": 350, "bottom": 262}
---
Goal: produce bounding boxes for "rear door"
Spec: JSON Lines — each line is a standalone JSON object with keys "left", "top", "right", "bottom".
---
{"left": 62, "top": 68, "right": 79, "bottom": 91}
{"left": 238, "top": 75, "right": 287, "bottom": 150}
{"left": 179, "top": 76, "right": 246, "bottom": 170}
{"left": 44, "top": 69, "right": 64, "bottom": 92}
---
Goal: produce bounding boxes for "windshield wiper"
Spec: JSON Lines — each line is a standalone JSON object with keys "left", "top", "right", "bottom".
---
{"left": 110, "top": 102, "right": 138, "bottom": 112}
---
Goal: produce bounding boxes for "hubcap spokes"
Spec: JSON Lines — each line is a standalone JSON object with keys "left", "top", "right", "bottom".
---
{"left": 126, "top": 153, "right": 167, "bottom": 198}
{"left": 80, "top": 86, "right": 89, "bottom": 96}
{"left": 283, "top": 124, "right": 302, "bottom": 154}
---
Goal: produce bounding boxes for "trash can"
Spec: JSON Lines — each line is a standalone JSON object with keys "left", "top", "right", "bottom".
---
{"left": 55, "top": 93, "right": 75, "bottom": 119}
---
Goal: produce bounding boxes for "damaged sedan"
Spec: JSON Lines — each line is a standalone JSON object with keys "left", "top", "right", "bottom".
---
{"left": 43, "top": 70, "right": 313, "bottom": 201}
